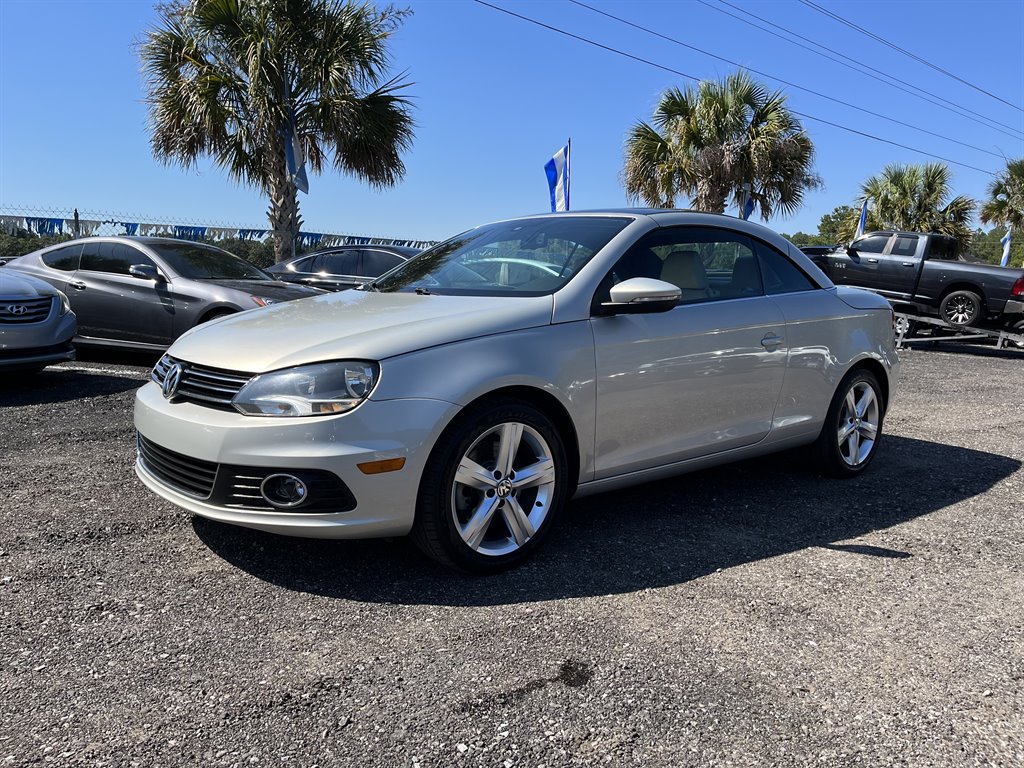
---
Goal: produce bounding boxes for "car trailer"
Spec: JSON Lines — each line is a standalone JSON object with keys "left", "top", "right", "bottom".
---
{"left": 894, "top": 311, "right": 1024, "bottom": 351}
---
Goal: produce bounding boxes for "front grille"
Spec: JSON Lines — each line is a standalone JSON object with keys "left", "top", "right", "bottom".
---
{"left": 0, "top": 297, "right": 53, "bottom": 325}
{"left": 137, "top": 434, "right": 218, "bottom": 499}
{"left": 152, "top": 355, "right": 254, "bottom": 410}
{"left": 138, "top": 433, "right": 357, "bottom": 513}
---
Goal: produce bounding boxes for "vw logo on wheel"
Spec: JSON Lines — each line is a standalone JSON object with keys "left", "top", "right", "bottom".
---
{"left": 495, "top": 477, "right": 514, "bottom": 498}
{"left": 162, "top": 362, "right": 187, "bottom": 399}
{"left": 8, "top": 305, "right": 28, "bottom": 315}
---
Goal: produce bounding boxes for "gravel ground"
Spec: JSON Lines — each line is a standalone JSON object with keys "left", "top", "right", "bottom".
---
{"left": 1, "top": 344, "right": 1022, "bottom": 767}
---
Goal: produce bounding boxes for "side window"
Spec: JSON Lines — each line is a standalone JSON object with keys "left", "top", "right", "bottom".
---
{"left": 754, "top": 243, "right": 816, "bottom": 294}
{"left": 290, "top": 256, "right": 316, "bottom": 272}
{"left": 359, "top": 250, "right": 403, "bottom": 277}
{"left": 80, "top": 242, "right": 154, "bottom": 275}
{"left": 319, "top": 251, "right": 361, "bottom": 275}
{"left": 890, "top": 236, "right": 919, "bottom": 257}
{"left": 852, "top": 234, "right": 890, "bottom": 254}
{"left": 41, "top": 244, "right": 82, "bottom": 271}
{"left": 593, "top": 226, "right": 763, "bottom": 309}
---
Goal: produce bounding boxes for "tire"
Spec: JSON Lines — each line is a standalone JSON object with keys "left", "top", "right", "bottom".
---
{"left": 893, "top": 315, "right": 918, "bottom": 339}
{"left": 939, "top": 290, "right": 982, "bottom": 328}
{"left": 814, "top": 368, "right": 885, "bottom": 478}
{"left": 411, "top": 398, "right": 569, "bottom": 573}
{"left": 197, "top": 309, "right": 234, "bottom": 327}
{"left": 1009, "top": 318, "right": 1024, "bottom": 349}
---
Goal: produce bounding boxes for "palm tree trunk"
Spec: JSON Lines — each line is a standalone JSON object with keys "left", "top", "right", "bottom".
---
{"left": 267, "top": 134, "right": 302, "bottom": 263}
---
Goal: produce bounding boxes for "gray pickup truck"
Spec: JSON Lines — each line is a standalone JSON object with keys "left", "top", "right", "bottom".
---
{"left": 808, "top": 231, "right": 1024, "bottom": 332}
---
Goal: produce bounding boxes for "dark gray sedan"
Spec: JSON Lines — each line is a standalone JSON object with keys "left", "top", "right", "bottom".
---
{"left": 5, "top": 237, "right": 320, "bottom": 351}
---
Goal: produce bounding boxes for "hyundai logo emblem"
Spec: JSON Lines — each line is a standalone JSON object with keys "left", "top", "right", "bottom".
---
{"left": 162, "top": 362, "right": 186, "bottom": 399}
{"left": 8, "top": 305, "right": 28, "bottom": 315}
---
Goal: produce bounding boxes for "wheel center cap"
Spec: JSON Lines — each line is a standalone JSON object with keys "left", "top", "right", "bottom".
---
{"left": 496, "top": 478, "right": 513, "bottom": 498}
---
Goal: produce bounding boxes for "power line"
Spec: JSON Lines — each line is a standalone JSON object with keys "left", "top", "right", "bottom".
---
{"left": 702, "top": 0, "right": 1024, "bottom": 140}
{"left": 799, "top": 0, "right": 1023, "bottom": 114}
{"left": 568, "top": 0, "right": 1003, "bottom": 159}
{"left": 471, "top": 0, "right": 996, "bottom": 175}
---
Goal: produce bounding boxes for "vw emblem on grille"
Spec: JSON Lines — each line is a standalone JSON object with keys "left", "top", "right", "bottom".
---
{"left": 162, "top": 362, "right": 186, "bottom": 399}
{"left": 8, "top": 305, "right": 28, "bottom": 315}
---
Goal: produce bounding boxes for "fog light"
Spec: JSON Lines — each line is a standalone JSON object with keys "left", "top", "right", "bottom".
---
{"left": 260, "top": 474, "right": 309, "bottom": 508}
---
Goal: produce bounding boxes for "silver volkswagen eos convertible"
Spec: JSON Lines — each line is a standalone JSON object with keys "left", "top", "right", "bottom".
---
{"left": 134, "top": 210, "right": 899, "bottom": 572}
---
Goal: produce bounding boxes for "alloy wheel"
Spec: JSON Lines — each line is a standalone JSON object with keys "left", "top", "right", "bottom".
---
{"left": 450, "top": 421, "right": 556, "bottom": 557}
{"left": 944, "top": 295, "right": 977, "bottom": 326}
{"left": 836, "top": 381, "right": 880, "bottom": 467}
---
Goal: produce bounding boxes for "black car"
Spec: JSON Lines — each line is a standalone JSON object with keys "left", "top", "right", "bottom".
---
{"left": 265, "top": 245, "right": 420, "bottom": 291}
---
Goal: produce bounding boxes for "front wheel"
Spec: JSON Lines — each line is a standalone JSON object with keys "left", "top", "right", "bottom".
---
{"left": 412, "top": 399, "right": 568, "bottom": 573}
{"left": 814, "top": 368, "right": 885, "bottom": 478}
{"left": 1009, "top": 318, "right": 1024, "bottom": 349}
{"left": 939, "top": 290, "right": 982, "bottom": 328}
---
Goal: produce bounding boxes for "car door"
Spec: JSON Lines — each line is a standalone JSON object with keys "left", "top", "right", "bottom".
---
{"left": 69, "top": 241, "right": 174, "bottom": 344}
{"left": 590, "top": 226, "right": 788, "bottom": 478}
{"left": 874, "top": 233, "right": 921, "bottom": 300}
{"left": 317, "top": 250, "right": 364, "bottom": 290}
{"left": 831, "top": 233, "right": 892, "bottom": 290}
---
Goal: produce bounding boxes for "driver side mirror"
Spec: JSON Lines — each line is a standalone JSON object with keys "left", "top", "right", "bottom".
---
{"left": 130, "top": 264, "right": 164, "bottom": 282}
{"left": 598, "top": 277, "right": 680, "bottom": 315}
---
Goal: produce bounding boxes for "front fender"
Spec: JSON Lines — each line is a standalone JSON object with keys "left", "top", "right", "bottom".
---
{"left": 371, "top": 321, "right": 597, "bottom": 482}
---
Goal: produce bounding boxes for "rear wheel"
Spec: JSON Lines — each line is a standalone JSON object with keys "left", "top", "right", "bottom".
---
{"left": 412, "top": 399, "right": 568, "bottom": 573}
{"left": 1009, "top": 318, "right": 1024, "bottom": 349}
{"left": 815, "top": 368, "right": 885, "bottom": 478}
{"left": 939, "top": 290, "right": 982, "bottom": 328}
{"left": 197, "top": 309, "right": 234, "bottom": 327}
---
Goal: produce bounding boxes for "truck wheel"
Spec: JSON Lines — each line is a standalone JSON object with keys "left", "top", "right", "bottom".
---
{"left": 939, "top": 290, "right": 982, "bottom": 328}
{"left": 894, "top": 315, "right": 918, "bottom": 339}
{"left": 1010, "top": 319, "right": 1024, "bottom": 349}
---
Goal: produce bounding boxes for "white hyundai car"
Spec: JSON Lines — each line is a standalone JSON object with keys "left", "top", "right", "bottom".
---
{"left": 134, "top": 211, "right": 899, "bottom": 572}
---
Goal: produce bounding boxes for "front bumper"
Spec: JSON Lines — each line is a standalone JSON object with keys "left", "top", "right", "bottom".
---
{"left": 133, "top": 381, "right": 461, "bottom": 539}
{"left": 0, "top": 310, "right": 76, "bottom": 370}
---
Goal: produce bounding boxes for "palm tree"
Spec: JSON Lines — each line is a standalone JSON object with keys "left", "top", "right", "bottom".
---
{"left": 140, "top": 0, "right": 415, "bottom": 262}
{"left": 849, "top": 163, "right": 975, "bottom": 250}
{"left": 622, "top": 71, "right": 821, "bottom": 219}
{"left": 980, "top": 158, "right": 1024, "bottom": 232}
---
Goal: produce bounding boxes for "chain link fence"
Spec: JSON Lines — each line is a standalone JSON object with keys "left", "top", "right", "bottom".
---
{"left": 0, "top": 205, "right": 437, "bottom": 266}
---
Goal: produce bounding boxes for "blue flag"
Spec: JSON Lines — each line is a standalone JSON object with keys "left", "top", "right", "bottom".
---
{"left": 1000, "top": 226, "right": 1012, "bottom": 267}
{"left": 284, "top": 109, "right": 309, "bottom": 194}
{"left": 545, "top": 142, "right": 570, "bottom": 212}
{"left": 854, "top": 198, "right": 869, "bottom": 240}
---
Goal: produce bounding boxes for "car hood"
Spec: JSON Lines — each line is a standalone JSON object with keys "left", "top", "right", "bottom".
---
{"left": 0, "top": 269, "right": 59, "bottom": 298}
{"left": 168, "top": 290, "right": 555, "bottom": 372}
{"left": 202, "top": 278, "right": 323, "bottom": 299}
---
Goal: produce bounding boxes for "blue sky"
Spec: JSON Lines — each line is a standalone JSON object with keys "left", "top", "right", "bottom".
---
{"left": 1, "top": 0, "right": 1021, "bottom": 242}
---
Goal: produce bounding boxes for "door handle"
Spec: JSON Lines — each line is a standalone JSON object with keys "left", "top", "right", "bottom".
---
{"left": 866, "top": 258, "right": 879, "bottom": 264}
{"left": 902, "top": 261, "right": 915, "bottom": 267}
{"left": 68, "top": 280, "right": 86, "bottom": 290}
{"left": 761, "top": 333, "right": 784, "bottom": 350}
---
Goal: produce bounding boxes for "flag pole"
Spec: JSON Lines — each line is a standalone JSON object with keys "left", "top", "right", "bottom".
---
{"left": 566, "top": 138, "right": 571, "bottom": 212}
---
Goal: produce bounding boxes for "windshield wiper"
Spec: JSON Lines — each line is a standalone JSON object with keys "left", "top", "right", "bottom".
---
{"left": 414, "top": 286, "right": 431, "bottom": 295}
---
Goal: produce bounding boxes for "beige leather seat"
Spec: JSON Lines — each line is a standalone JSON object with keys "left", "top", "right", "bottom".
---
{"left": 660, "top": 249, "right": 712, "bottom": 301}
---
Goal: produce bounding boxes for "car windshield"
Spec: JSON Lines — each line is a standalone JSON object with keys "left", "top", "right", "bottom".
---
{"left": 149, "top": 242, "right": 271, "bottom": 280}
{"left": 373, "top": 216, "right": 632, "bottom": 296}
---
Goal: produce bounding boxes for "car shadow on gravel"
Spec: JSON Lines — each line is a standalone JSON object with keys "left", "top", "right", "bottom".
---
{"left": 193, "top": 434, "right": 1020, "bottom": 606}
{"left": 0, "top": 367, "right": 144, "bottom": 406}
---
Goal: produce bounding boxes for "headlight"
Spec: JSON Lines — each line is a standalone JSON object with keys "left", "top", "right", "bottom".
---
{"left": 232, "top": 362, "right": 378, "bottom": 417}
{"left": 250, "top": 296, "right": 278, "bottom": 307}
{"left": 57, "top": 291, "right": 71, "bottom": 315}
